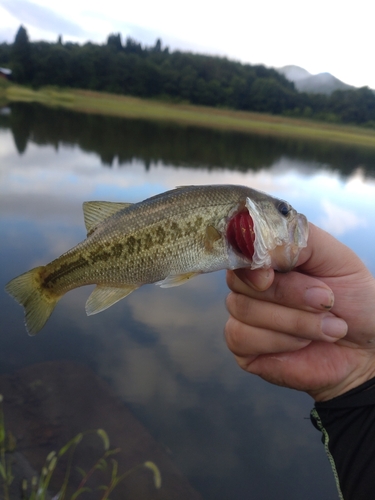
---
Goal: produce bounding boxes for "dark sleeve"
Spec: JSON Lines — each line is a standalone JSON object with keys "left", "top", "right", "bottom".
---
{"left": 310, "top": 377, "right": 375, "bottom": 500}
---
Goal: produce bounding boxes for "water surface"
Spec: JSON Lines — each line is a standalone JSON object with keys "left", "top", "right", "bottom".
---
{"left": 1, "top": 103, "right": 375, "bottom": 499}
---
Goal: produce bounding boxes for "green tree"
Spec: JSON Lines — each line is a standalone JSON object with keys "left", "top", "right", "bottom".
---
{"left": 124, "top": 37, "right": 143, "bottom": 55}
{"left": 5, "top": 26, "right": 374, "bottom": 126}
{"left": 329, "top": 87, "right": 375, "bottom": 124}
{"left": 152, "top": 38, "right": 162, "bottom": 52}
{"left": 11, "top": 25, "right": 33, "bottom": 83}
{"left": 250, "top": 78, "right": 295, "bottom": 114}
{"left": 107, "top": 33, "right": 122, "bottom": 51}
{"left": 0, "top": 42, "right": 11, "bottom": 67}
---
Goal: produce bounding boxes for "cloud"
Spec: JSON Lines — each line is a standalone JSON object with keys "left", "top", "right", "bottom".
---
{"left": 0, "top": 0, "right": 86, "bottom": 37}
{"left": 319, "top": 199, "right": 368, "bottom": 236}
{"left": 0, "top": 26, "right": 16, "bottom": 43}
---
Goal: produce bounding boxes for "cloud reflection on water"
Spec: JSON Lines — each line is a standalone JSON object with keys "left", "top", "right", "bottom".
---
{"left": 17, "top": 261, "right": 328, "bottom": 490}
{"left": 319, "top": 199, "right": 368, "bottom": 236}
{"left": 2, "top": 116, "right": 373, "bottom": 499}
{"left": 2, "top": 126, "right": 375, "bottom": 273}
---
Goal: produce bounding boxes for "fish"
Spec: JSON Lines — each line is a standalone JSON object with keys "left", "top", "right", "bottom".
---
{"left": 5, "top": 184, "right": 309, "bottom": 335}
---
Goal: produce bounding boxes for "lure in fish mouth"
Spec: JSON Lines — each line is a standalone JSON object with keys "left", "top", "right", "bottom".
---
{"left": 5, "top": 184, "right": 309, "bottom": 335}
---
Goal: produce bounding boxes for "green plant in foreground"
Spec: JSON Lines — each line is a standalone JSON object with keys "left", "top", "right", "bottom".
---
{"left": 0, "top": 394, "right": 161, "bottom": 499}
{"left": 0, "top": 394, "right": 18, "bottom": 500}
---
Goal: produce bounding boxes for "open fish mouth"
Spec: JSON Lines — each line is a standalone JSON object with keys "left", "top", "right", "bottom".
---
{"left": 243, "top": 196, "right": 308, "bottom": 272}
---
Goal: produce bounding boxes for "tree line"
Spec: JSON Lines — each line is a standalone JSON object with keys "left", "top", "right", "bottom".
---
{"left": 1, "top": 26, "right": 374, "bottom": 128}
{"left": 3, "top": 102, "right": 374, "bottom": 176}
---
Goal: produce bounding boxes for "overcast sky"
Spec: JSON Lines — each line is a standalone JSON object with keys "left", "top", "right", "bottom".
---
{"left": 0, "top": 0, "right": 373, "bottom": 89}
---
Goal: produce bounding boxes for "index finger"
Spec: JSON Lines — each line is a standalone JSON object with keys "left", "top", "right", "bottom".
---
{"left": 227, "top": 269, "right": 335, "bottom": 313}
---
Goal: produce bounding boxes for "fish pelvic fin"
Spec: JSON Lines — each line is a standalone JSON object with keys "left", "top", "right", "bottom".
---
{"left": 156, "top": 272, "right": 201, "bottom": 288}
{"left": 83, "top": 201, "right": 132, "bottom": 236}
{"left": 85, "top": 285, "right": 138, "bottom": 316}
{"left": 5, "top": 267, "right": 60, "bottom": 335}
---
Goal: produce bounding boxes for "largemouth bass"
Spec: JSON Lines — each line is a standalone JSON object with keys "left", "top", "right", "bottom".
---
{"left": 5, "top": 185, "right": 308, "bottom": 335}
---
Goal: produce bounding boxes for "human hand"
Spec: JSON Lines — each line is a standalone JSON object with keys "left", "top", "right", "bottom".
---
{"left": 225, "top": 223, "right": 375, "bottom": 401}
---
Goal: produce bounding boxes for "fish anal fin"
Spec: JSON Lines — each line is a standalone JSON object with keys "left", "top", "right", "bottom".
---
{"left": 83, "top": 201, "right": 132, "bottom": 236}
{"left": 205, "top": 225, "right": 221, "bottom": 252}
{"left": 85, "top": 284, "right": 138, "bottom": 316}
{"left": 156, "top": 272, "right": 200, "bottom": 288}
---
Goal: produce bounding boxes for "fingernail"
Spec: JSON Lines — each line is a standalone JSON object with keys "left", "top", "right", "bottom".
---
{"left": 321, "top": 316, "right": 348, "bottom": 338}
{"left": 305, "top": 287, "right": 334, "bottom": 310}
{"left": 244, "top": 269, "right": 271, "bottom": 291}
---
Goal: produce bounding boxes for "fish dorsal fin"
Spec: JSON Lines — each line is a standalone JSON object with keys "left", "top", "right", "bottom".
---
{"left": 83, "top": 201, "right": 132, "bottom": 236}
{"left": 85, "top": 284, "right": 138, "bottom": 316}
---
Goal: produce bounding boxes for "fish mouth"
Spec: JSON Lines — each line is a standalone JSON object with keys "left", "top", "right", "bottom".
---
{"left": 226, "top": 210, "right": 255, "bottom": 261}
{"left": 244, "top": 196, "right": 274, "bottom": 269}
{"left": 294, "top": 213, "right": 309, "bottom": 252}
{"left": 245, "top": 197, "right": 309, "bottom": 272}
{"left": 274, "top": 213, "right": 309, "bottom": 271}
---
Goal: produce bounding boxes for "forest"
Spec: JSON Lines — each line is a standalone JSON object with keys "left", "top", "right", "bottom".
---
{"left": 1, "top": 26, "right": 374, "bottom": 128}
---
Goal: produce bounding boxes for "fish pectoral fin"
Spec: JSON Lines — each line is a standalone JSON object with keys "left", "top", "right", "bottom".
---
{"left": 83, "top": 201, "right": 133, "bottom": 236}
{"left": 156, "top": 272, "right": 201, "bottom": 288}
{"left": 85, "top": 285, "right": 138, "bottom": 316}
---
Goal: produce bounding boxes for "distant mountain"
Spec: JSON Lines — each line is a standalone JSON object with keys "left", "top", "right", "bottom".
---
{"left": 277, "top": 65, "right": 355, "bottom": 95}
{"left": 277, "top": 65, "right": 311, "bottom": 82}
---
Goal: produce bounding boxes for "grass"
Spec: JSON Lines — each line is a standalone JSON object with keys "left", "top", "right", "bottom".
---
{"left": 0, "top": 394, "right": 161, "bottom": 499}
{"left": 1, "top": 83, "right": 375, "bottom": 148}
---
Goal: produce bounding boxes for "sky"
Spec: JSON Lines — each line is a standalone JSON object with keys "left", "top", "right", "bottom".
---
{"left": 0, "top": 0, "right": 374, "bottom": 90}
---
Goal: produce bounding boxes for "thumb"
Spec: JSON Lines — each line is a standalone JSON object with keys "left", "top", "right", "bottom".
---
{"left": 296, "top": 223, "right": 360, "bottom": 278}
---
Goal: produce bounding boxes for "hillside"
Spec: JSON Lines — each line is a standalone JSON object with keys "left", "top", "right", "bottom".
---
{"left": 1, "top": 27, "right": 375, "bottom": 127}
{"left": 277, "top": 65, "right": 355, "bottom": 95}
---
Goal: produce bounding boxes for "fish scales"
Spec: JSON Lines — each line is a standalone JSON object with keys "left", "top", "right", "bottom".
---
{"left": 5, "top": 184, "right": 309, "bottom": 334}
{"left": 43, "top": 185, "right": 243, "bottom": 292}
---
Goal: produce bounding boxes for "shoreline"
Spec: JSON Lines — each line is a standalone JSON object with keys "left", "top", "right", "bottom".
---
{"left": 2, "top": 84, "right": 375, "bottom": 149}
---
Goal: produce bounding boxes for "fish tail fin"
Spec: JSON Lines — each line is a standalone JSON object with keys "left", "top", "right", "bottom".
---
{"left": 5, "top": 267, "right": 60, "bottom": 335}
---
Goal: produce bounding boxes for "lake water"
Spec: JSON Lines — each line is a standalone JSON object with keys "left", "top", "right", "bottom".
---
{"left": 1, "top": 103, "right": 375, "bottom": 499}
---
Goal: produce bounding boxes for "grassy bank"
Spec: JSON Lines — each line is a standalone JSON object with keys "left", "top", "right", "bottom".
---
{"left": 2, "top": 83, "right": 375, "bottom": 148}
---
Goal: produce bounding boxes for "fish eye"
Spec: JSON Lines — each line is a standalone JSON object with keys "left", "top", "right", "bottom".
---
{"left": 278, "top": 201, "right": 290, "bottom": 216}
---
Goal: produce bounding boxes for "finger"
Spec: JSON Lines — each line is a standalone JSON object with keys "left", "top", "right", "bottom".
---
{"left": 227, "top": 269, "right": 334, "bottom": 312}
{"left": 227, "top": 269, "right": 273, "bottom": 295}
{"left": 296, "top": 223, "right": 360, "bottom": 277}
{"left": 225, "top": 315, "right": 311, "bottom": 358}
{"left": 226, "top": 292, "right": 348, "bottom": 342}
{"left": 233, "top": 268, "right": 274, "bottom": 291}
